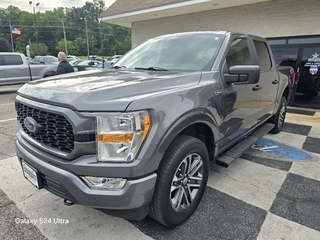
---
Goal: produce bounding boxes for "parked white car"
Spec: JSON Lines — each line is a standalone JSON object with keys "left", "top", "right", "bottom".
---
{"left": 67, "top": 55, "right": 79, "bottom": 61}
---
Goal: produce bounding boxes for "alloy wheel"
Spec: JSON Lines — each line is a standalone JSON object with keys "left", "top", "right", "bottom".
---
{"left": 170, "top": 153, "right": 204, "bottom": 212}
{"left": 278, "top": 103, "right": 286, "bottom": 128}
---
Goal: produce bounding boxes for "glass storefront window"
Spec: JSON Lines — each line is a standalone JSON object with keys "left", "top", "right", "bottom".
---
{"left": 300, "top": 47, "right": 320, "bottom": 75}
{"left": 270, "top": 47, "right": 298, "bottom": 70}
{"left": 268, "top": 36, "right": 320, "bottom": 45}
{"left": 268, "top": 39, "right": 286, "bottom": 45}
{"left": 288, "top": 38, "right": 320, "bottom": 44}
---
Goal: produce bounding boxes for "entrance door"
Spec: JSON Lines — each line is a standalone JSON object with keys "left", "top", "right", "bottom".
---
{"left": 271, "top": 44, "right": 320, "bottom": 108}
{"left": 296, "top": 46, "right": 320, "bottom": 102}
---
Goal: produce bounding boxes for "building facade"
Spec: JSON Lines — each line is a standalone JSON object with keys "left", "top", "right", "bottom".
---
{"left": 102, "top": 0, "right": 320, "bottom": 108}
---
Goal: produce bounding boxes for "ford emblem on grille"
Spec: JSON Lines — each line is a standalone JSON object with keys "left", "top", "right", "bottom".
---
{"left": 23, "top": 117, "right": 40, "bottom": 133}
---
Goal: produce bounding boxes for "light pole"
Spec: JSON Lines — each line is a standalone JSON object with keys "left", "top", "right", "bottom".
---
{"left": 84, "top": 17, "right": 90, "bottom": 59}
{"left": 29, "top": 1, "right": 40, "bottom": 55}
{"left": 60, "top": 19, "right": 68, "bottom": 56}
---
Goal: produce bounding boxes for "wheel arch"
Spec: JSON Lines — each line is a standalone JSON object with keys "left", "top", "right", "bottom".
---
{"left": 157, "top": 111, "right": 218, "bottom": 163}
{"left": 43, "top": 71, "right": 55, "bottom": 78}
{"left": 282, "top": 86, "right": 290, "bottom": 100}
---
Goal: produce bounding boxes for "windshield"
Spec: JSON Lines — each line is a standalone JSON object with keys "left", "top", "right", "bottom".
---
{"left": 114, "top": 33, "right": 224, "bottom": 71}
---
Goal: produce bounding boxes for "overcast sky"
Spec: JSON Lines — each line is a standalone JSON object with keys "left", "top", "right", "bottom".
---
{"left": 0, "top": 0, "right": 116, "bottom": 12}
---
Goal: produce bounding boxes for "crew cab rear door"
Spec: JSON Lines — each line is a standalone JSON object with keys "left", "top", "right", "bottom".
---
{"left": 3, "top": 54, "right": 30, "bottom": 85}
{"left": 252, "top": 39, "right": 280, "bottom": 119}
{"left": 0, "top": 56, "right": 7, "bottom": 85}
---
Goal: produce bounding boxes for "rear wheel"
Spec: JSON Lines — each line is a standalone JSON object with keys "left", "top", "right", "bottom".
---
{"left": 150, "top": 134, "right": 209, "bottom": 226}
{"left": 269, "top": 96, "right": 287, "bottom": 134}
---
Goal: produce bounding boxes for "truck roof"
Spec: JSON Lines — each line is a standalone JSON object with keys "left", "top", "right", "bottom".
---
{"left": 0, "top": 52, "right": 24, "bottom": 55}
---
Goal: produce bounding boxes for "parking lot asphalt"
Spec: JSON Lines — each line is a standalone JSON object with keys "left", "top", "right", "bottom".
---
{"left": 0, "top": 85, "right": 320, "bottom": 240}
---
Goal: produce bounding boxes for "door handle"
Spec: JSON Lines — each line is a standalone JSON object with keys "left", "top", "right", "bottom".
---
{"left": 272, "top": 80, "right": 279, "bottom": 84}
{"left": 252, "top": 85, "right": 262, "bottom": 91}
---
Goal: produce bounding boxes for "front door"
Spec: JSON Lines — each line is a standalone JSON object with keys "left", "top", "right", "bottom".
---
{"left": 218, "top": 37, "right": 261, "bottom": 151}
{"left": 3, "top": 54, "right": 30, "bottom": 85}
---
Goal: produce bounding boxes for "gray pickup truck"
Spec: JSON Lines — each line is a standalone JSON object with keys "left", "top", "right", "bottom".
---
{"left": 15, "top": 31, "right": 292, "bottom": 226}
{"left": 0, "top": 52, "right": 57, "bottom": 86}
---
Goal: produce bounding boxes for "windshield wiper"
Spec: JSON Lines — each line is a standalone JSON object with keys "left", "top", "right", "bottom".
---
{"left": 134, "top": 66, "right": 168, "bottom": 71}
{"left": 112, "top": 65, "right": 126, "bottom": 69}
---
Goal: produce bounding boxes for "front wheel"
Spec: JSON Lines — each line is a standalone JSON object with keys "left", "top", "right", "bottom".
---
{"left": 269, "top": 96, "right": 287, "bottom": 134}
{"left": 150, "top": 134, "right": 209, "bottom": 226}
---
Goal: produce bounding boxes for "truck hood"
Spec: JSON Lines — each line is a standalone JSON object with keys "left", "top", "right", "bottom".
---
{"left": 17, "top": 70, "right": 201, "bottom": 111}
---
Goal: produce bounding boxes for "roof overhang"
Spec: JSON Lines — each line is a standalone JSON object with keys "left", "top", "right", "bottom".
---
{"left": 101, "top": 0, "right": 273, "bottom": 27}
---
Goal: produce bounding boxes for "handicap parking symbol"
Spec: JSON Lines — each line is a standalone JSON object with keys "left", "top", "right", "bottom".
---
{"left": 247, "top": 138, "right": 318, "bottom": 162}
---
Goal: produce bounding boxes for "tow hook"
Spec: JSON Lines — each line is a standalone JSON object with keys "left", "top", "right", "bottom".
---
{"left": 63, "top": 199, "right": 75, "bottom": 206}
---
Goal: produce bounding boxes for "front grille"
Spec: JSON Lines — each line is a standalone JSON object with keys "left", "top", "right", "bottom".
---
{"left": 17, "top": 102, "right": 75, "bottom": 153}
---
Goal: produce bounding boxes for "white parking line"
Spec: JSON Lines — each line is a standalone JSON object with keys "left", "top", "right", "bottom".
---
{"left": 0, "top": 103, "right": 14, "bottom": 106}
{"left": 0, "top": 118, "right": 16, "bottom": 123}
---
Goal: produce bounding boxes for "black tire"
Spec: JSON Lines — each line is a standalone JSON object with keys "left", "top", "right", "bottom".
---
{"left": 269, "top": 96, "right": 287, "bottom": 134}
{"left": 149, "top": 134, "right": 209, "bottom": 226}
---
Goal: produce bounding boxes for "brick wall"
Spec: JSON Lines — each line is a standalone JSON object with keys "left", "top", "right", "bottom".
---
{"left": 132, "top": 0, "right": 320, "bottom": 46}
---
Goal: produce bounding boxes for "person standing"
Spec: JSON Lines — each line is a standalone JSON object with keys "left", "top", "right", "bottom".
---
{"left": 55, "top": 51, "right": 74, "bottom": 75}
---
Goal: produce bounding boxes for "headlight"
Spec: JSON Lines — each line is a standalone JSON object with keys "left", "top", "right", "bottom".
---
{"left": 82, "top": 111, "right": 150, "bottom": 162}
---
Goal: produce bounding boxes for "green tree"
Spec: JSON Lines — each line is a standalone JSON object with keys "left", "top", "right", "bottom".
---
{"left": 0, "top": 37, "right": 12, "bottom": 52}
{"left": 73, "top": 36, "right": 87, "bottom": 56}
{"left": 0, "top": 3, "right": 131, "bottom": 57}
{"left": 14, "top": 11, "right": 34, "bottom": 53}
{"left": 56, "top": 39, "right": 76, "bottom": 54}
{"left": 29, "top": 42, "right": 48, "bottom": 57}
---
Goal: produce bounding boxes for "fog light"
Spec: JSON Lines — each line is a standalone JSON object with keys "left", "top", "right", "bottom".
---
{"left": 81, "top": 176, "right": 126, "bottom": 190}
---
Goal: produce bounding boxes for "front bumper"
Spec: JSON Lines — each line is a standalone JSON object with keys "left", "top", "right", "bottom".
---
{"left": 16, "top": 140, "right": 157, "bottom": 220}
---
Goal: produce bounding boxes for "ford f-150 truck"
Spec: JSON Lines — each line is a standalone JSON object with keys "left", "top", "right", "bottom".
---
{"left": 0, "top": 52, "right": 57, "bottom": 86}
{"left": 15, "top": 31, "right": 292, "bottom": 226}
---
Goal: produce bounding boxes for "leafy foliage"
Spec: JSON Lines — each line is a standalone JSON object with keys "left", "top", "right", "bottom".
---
{"left": 56, "top": 39, "right": 76, "bottom": 55}
{"left": 0, "top": 0, "right": 131, "bottom": 57}
{"left": 0, "top": 37, "right": 12, "bottom": 52}
{"left": 29, "top": 42, "right": 48, "bottom": 56}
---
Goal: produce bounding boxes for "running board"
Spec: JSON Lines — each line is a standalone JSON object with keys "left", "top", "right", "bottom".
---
{"left": 216, "top": 123, "right": 275, "bottom": 168}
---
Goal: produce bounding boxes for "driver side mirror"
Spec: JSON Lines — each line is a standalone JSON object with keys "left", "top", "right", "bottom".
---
{"left": 224, "top": 65, "right": 260, "bottom": 84}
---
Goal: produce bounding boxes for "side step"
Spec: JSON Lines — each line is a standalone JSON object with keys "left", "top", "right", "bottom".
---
{"left": 216, "top": 123, "right": 275, "bottom": 168}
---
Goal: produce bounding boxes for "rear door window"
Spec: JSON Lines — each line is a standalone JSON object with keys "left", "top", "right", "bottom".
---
{"left": 253, "top": 40, "right": 272, "bottom": 72}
